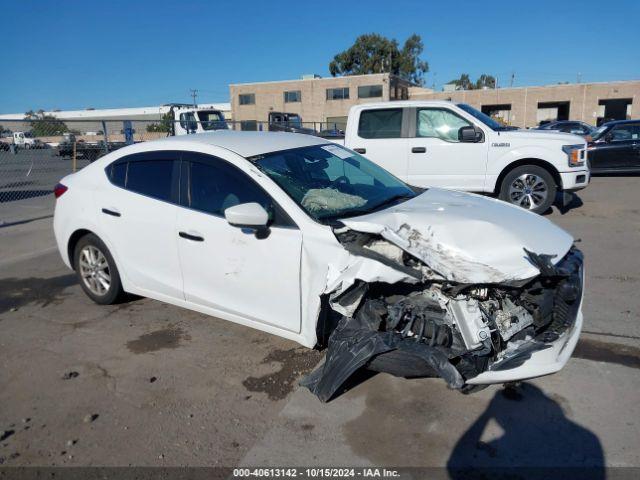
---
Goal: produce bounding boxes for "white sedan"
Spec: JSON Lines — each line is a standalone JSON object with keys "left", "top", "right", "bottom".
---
{"left": 53, "top": 131, "right": 584, "bottom": 401}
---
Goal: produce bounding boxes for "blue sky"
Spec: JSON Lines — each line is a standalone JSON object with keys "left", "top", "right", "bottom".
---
{"left": 1, "top": 0, "right": 639, "bottom": 113}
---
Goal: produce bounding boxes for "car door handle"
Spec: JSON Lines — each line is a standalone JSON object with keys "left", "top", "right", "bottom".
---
{"left": 411, "top": 147, "right": 426, "bottom": 153}
{"left": 354, "top": 148, "right": 366, "bottom": 154}
{"left": 179, "top": 231, "right": 204, "bottom": 242}
{"left": 101, "top": 208, "right": 121, "bottom": 217}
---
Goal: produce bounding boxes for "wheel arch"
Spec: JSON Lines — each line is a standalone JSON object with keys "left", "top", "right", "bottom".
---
{"left": 494, "top": 159, "right": 562, "bottom": 195}
{"left": 67, "top": 228, "right": 94, "bottom": 269}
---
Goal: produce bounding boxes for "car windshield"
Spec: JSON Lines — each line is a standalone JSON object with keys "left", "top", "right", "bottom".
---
{"left": 251, "top": 144, "right": 417, "bottom": 222}
{"left": 590, "top": 125, "right": 610, "bottom": 141}
{"left": 197, "top": 111, "right": 229, "bottom": 131}
{"left": 456, "top": 103, "right": 507, "bottom": 131}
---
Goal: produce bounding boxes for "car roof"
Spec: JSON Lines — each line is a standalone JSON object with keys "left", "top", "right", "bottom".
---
{"left": 601, "top": 119, "right": 639, "bottom": 127}
{"left": 157, "top": 130, "right": 329, "bottom": 157}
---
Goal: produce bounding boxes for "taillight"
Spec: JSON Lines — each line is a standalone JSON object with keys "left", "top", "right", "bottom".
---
{"left": 53, "top": 183, "right": 68, "bottom": 199}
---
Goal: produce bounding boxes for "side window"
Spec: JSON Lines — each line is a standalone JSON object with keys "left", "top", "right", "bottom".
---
{"left": 126, "top": 160, "right": 175, "bottom": 201}
{"left": 180, "top": 112, "right": 197, "bottom": 131}
{"left": 109, "top": 161, "right": 127, "bottom": 187}
{"left": 417, "top": 108, "right": 471, "bottom": 142}
{"left": 186, "top": 154, "right": 293, "bottom": 227}
{"left": 358, "top": 108, "right": 402, "bottom": 139}
{"left": 610, "top": 124, "right": 640, "bottom": 141}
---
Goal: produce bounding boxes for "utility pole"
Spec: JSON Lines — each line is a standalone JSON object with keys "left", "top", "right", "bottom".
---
{"left": 510, "top": 72, "right": 515, "bottom": 88}
{"left": 189, "top": 89, "right": 198, "bottom": 107}
{"left": 577, "top": 72, "right": 582, "bottom": 84}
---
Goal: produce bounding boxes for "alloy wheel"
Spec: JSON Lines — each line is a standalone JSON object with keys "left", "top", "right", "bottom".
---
{"left": 78, "top": 245, "right": 111, "bottom": 296}
{"left": 508, "top": 173, "right": 549, "bottom": 210}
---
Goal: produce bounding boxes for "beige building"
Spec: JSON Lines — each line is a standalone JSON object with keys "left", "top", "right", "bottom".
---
{"left": 229, "top": 73, "right": 426, "bottom": 130}
{"left": 403, "top": 80, "right": 639, "bottom": 128}
{"left": 230, "top": 74, "right": 639, "bottom": 130}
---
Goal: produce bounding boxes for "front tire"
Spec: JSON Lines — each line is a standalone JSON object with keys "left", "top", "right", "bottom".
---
{"left": 74, "top": 234, "right": 124, "bottom": 305}
{"left": 499, "top": 165, "right": 556, "bottom": 214}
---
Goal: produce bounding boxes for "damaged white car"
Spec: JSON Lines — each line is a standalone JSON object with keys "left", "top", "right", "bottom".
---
{"left": 53, "top": 131, "right": 584, "bottom": 401}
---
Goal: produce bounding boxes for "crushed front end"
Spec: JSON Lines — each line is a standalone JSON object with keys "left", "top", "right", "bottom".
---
{"left": 303, "top": 226, "right": 584, "bottom": 402}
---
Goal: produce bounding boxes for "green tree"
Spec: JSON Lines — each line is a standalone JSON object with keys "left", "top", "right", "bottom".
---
{"left": 329, "top": 33, "right": 429, "bottom": 85}
{"left": 448, "top": 73, "right": 496, "bottom": 90}
{"left": 146, "top": 112, "right": 173, "bottom": 133}
{"left": 475, "top": 74, "right": 496, "bottom": 89}
{"left": 25, "top": 109, "right": 68, "bottom": 137}
{"left": 448, "top": 73, "right": 474, "bottom": 90}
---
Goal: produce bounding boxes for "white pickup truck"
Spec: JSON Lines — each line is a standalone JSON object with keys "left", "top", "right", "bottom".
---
{"left": 331, "top": 101, "right": 590, "bottom": 214}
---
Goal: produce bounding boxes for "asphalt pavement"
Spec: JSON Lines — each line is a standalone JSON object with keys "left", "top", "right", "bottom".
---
{"left": 0, "top": 176, "right": 638, "bottom": 473}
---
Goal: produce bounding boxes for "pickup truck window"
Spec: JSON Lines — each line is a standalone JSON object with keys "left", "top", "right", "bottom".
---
{"left": 417, "top": 108, "right": 471, "bottom": 142}
{"left": 358, "top": 108, "right": 402, "bottom": 139}
{"left": 252, "top": 144, "right": 415, "bottom": 222}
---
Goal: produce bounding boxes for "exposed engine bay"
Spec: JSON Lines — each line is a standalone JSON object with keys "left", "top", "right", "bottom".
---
{"left": 302, "top": 226, "right": 584, "bottom": 402}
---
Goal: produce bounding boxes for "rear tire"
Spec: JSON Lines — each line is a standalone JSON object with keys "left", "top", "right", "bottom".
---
{"left": 499, "top": 165, "right": 556, "bottom": 214}
{"left": 73, "top": 234, "right": 124, "bottom": 305}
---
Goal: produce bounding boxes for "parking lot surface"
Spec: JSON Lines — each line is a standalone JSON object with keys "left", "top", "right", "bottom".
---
{"left": 0, "top": 176, "right": 639, "bottom": 471}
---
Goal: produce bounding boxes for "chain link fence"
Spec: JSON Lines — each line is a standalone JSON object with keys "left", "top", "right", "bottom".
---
{"left": 0, "top": 118, "right": 343, "bottom": 224}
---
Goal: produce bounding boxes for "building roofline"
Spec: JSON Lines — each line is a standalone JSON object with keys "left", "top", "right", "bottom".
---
{"left": 438, "top": 78, "right": 640, "bottom": 94}
{"left": 229, "top": 72, "right": 412, "bottom": 87}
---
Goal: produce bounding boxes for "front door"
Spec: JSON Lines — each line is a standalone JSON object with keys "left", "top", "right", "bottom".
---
{"left": 176, "top": 152, "right": 302, "bottom": 333}
{"left": 591, "top": 123, "right": 640, "bottom": 170}
{"left": 406, "top": 107, "right": 488, "bottom": 191}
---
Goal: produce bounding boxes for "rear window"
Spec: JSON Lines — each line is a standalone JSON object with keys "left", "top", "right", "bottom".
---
{"left": 126, "top": 160, "right": 174, "bottom": 201}
{"left": 357, "top": 108, "right": 403, "bottom": 139}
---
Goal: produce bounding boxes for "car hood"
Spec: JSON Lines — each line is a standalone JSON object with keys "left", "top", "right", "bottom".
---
{"left": 339, "top": 188, "right": 574, "bottom": 284}
{"left": 499, "top": 129, "right": 584, "bottom": 143}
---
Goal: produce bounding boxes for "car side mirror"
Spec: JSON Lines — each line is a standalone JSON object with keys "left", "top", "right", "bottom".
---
{"left": 459, "top": 126, "right": 481, "bottom": 143}
{"left": 604, "top": 132, "right": 614, "bottom": 143}
{"left": 224, "top": 202, "right": 269, "bottom": 229}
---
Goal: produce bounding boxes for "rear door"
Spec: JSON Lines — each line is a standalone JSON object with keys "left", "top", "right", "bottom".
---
{"left": 406, "top": 107, "right": 488, "bottom": 190}
{"left": 97, "top": 151, "right": 183, "bottom": 299}
{"left": 176, "top": 152, "right": 303, "bottom": 333}
{"left": 349, "top": 107, "right": 409, "bottom": 180}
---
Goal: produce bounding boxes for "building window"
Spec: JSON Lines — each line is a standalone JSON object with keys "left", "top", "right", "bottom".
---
{"left": 358, "top": 85, "right": 383, "bottom": 99}
{"left": 284, "top": 90, "right": 301, "bottom": 103}
{"left": 240, "top": 120, "right": 258, "bottom": 131}
{"left": 326, "top": 87, "right": 349, "bottom": 100}
{"left": 239, "top": 94, "right": 255, "bottom": 105}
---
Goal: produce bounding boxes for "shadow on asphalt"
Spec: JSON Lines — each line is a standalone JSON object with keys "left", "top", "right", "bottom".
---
{"left": 447, "top": 383, "right": 604, "bottom": 478}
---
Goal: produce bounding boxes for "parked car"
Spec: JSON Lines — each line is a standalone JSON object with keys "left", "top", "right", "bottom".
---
{"left": 587, "top": 119, "right": 640, "bottom": 173}
{"left": 535, "top": 121, "right": 595, "bottom": 137}
{"left": 324, "top": 101, "right": 590, "bottom": 214}
{"left": 268, "top": 112, "right": 316, "bottom": 135}
{"left": 0, "top": 140, "right": 10, "bottom": 151}
{"left": 53, "top": 131, "right": 584, "bottom": 401}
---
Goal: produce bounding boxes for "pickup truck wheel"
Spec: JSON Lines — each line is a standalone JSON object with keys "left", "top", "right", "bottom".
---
{"left": 499, "top": 165, "right": 556, "bottom": 214}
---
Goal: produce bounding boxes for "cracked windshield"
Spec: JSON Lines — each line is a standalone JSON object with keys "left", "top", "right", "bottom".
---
{"left": 253, "top": 144, "right": 416, "bottom": 221}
